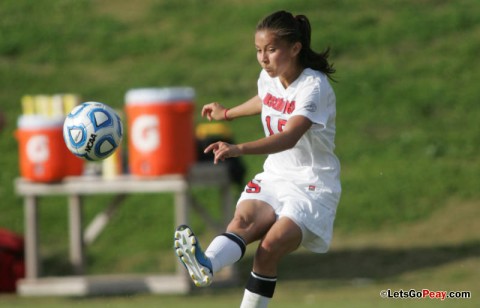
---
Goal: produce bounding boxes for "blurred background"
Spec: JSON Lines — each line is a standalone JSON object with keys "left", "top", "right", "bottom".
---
{"left": 0, "top": 0, "right": 479, "bottom": 307}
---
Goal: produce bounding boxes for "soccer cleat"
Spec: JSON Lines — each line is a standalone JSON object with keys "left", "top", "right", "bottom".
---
{"left": 174, "top": 224, "right": 213, "bottom": 287}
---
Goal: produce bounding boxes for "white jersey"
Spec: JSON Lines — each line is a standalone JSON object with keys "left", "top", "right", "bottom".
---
{"left": 237, "top": 68, "right": 341, "bottom": 253}
{"left": 257, "top": 68, "right": 341, "bottom": 197}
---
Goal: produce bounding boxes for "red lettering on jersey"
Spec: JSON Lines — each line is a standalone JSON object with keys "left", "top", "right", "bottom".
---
{"left": 263, "top": 93, "right": 273, "bottom": 107}
{"left": 285, "top": 101, "right": 295, "bottom": 114}
{"left": 263, "top": 93, "right": 295, "bottom": 114}
{"left": 245, "top": 180, "right": 261, "bottom": 193}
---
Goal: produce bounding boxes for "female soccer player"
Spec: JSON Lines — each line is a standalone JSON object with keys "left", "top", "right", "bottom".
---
{"left": 174, "top": 10, "right": 341, "bottom": 308}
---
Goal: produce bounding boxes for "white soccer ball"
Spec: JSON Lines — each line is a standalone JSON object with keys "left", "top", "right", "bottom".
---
{"left": 63, "top": 102, "right": 123, "bottom": 161}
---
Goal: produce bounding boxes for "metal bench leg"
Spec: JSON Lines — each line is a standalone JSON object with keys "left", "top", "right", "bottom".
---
{"left": 69, "top": 194, "right": 85, "bottom": 275}
{"left": 25, "top": 195, "right": 40, "bottom": 279}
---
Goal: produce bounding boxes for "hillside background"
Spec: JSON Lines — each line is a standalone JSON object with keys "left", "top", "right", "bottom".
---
{"left": 1, "top": 0, "right": 479, "bottom": 280}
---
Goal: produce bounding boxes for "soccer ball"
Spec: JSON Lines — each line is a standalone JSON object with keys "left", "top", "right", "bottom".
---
{"left": 63, "top": 102, "right": 123, "bottom": 161}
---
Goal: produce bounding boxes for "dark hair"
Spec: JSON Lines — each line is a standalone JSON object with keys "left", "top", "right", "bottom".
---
{"left": 256, "top": 10, "right": 336, "bottom": 80}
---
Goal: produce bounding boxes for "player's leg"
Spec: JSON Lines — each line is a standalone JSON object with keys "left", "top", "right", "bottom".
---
{"left": 205, "top": 199, "right": 276, "bottom": 272}
{"left": 174, "top": 199, "right": 276, "bottom": 287}
{"left": 253, "top": 216, "right": 303, "bottom": 276}
{"left": 240, "top": 217, "right": 303, "bottom": 308}
{"left": 226, "top": 199, "right": 277, "bottom": 244}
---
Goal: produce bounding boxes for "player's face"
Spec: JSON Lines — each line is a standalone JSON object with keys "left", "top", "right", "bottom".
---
{"left": 255, "top": 30, "right": 300, "bottom": 81}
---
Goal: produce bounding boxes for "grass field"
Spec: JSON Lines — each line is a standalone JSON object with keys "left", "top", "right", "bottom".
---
{"left": 0, "top": 0, "right": 479, "bottom": 306}
{"left": 1, "top": 200, "right": 478, "bottom": 307}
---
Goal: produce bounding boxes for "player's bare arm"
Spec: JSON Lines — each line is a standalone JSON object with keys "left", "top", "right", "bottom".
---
{"left": 201, "top": 95, "right": 262, "bottom": 121}
{"left": 205, "top": 115, "right": 312, "bottom": 164}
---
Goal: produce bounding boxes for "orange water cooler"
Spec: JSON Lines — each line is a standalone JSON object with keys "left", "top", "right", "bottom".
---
{"left": 16, "top": 115, "right": 84, "bottom": 182}
{"left": 125, "top": 87, "right": 196, "bottom": 176}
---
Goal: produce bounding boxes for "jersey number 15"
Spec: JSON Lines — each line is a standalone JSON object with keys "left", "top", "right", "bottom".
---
{"left": 265, "top": 115, "right": 287, "bottom": 136}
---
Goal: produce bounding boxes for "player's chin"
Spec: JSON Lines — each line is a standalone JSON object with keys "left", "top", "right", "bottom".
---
{"left": 266, "top": 70, "right": 278, "bottom": 78}
{"left": 263, "top": 67, "right": 276, "bottom": 76}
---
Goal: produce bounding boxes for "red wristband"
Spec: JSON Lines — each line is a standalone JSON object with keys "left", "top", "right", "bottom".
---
{"left": 224, "top": 108, "right": 231, "bottom": 121}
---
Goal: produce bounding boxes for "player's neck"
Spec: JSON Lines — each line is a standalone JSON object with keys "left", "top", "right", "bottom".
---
{"left": 279, "top": 65, "right": 304, "bottom": 89}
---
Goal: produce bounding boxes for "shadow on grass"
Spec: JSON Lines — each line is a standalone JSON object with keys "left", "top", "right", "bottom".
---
{"left": 41, "top": 251, "right": 75, "bottom": 277}
{"left": 238, "top": 240, "right": 480, "bottom": 281}
{"left": 40, "top": 240, "right": 480, "bottom": 283}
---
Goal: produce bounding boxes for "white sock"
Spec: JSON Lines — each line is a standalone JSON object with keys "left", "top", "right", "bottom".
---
{"left": 240, "top": 289, "right": 271, "bottom": 308}
{"left": 205, "top": 233, "right": 245, "bottom": 273}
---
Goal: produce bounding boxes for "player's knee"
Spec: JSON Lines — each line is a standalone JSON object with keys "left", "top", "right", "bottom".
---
{"left": 255, "top": 238, "right": 282, "bottom": 265}
{"left": 227, "top": 214, "right": 256, "bottom": 242}
{"left": 227, "top": 213, "right": 274, "bottom": 244}
{"left": 255, "top": 240, "right": 283, "bottom": 270}
{"left": 256, "top": 230, "right": 299, "bottom": 265}
{"left": 228, "top": 214, "right": 252, "bottom": 231}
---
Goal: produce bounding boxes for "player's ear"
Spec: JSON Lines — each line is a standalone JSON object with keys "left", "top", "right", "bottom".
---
{"left": 291, "top": 42, "right": 302, "bottom": 57}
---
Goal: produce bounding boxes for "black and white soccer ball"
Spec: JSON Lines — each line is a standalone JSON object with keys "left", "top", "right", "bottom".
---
{"left": 63, "top": 102, "right": 123, "bottom": 161}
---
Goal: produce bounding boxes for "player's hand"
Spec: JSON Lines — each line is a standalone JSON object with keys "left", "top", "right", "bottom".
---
{"left": 204, "top": 141, "right": 241, "bottom": 164}
{"left": 201, "top": 102, "right": 227, "bottom": 121}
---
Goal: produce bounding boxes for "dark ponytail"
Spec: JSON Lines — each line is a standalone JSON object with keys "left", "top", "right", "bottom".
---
{"left": 256, "top": 11, "right": 336, "bottom": 80}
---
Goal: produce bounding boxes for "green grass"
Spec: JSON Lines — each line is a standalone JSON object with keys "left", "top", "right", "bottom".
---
{"left": 5, "top": 200, "right": 478, "bottom": 307}
{"left": 1, "top": 0, "right": 480, "bottom": 303}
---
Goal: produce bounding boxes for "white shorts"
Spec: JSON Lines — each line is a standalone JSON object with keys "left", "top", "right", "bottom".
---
{"left": 237, "top": 172, "right": 340, "bottom": 253}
